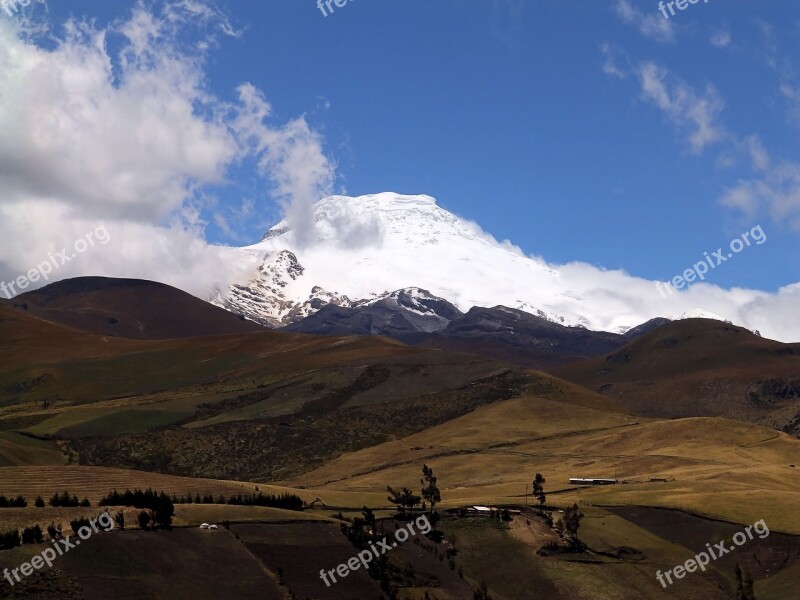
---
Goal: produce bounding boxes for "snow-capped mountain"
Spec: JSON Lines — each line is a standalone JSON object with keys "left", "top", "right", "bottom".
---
{"left": 219, "top": 193, "right": 586, "bottom": 328}
{"left": 215, "top": 192, "right": 746, "bottom": 334}
{"left": 223, "top": 249, "right": 352, "bottom": 327}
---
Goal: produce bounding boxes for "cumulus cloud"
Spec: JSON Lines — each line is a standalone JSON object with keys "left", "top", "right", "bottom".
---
{"left": 0, "top": 2, "right": 337, "bottom": 297}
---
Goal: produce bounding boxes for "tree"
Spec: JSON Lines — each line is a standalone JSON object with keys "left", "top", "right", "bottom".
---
{"left": 532, "top": 473, "right": 546, "bottom": 506}
{"left": 421, "top": 464, "right": 441, "bottom": 516}
{"left": 0, "top": 529, "right": 21, "bottom": 550}
{"left": 152, "top": 492, "right": 174, "bottom": 528}
{"left": 736, "top": 563, "right": 756, "bottom": 600}
{"left": 34, "top": 496, "right": 45, "bottom": 508}
{"left": 563, "top": 503, "right": 584, "bottom": 542}
{"left": 362, "top": 506, "right": 376, "bottom": 531}
{"left": 113, "top": 511, "right": 125, "bottom": 530}
{"left": 137, "top": 510, "right": 151, "bottom": 530}
{"left": 21, "top": 525, "right": 43, "bottom": 544}
{"left": 387, "top": 486, "right": 421, "bottom": 517}
{"left": 473, "top": 581, "right": 492, "bottom": 600}
{"left": 554, "top": 519, "right": 564, "bottom": 537}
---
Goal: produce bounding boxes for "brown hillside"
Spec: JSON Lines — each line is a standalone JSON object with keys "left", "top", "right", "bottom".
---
{"left": 13, "top": 276, "right": 265, "bottom": 339}
{"left": 552, "top": 318, "right": 800, "bottom": 432}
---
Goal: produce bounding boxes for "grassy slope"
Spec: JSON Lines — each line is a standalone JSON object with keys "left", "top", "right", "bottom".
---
{"left": 0, "top": 432, "right": 66, "bottom": 467}
{"left": 551, "top": 318, "right": 800, "bottom": 428}
{"left": 14, "top": 276, "right": 266, "bottom": 340}
{"left": 0, "top": 528, "right": 287, "bottom": 599}
{"left": 282, "top": 397, "right": 800, "bottom": 535}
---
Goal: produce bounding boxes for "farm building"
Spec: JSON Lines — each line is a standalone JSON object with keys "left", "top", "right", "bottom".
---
{"left": 568, "top": 478, "right": 618, "bottom": 485}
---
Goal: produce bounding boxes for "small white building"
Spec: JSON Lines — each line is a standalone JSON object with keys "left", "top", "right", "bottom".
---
{"left": 569, "top": 478, "right": 618, "bottom": 486}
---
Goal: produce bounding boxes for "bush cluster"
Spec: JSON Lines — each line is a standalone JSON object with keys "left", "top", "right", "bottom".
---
{"left": 0, "top": 494, "right": 27, "bottom": 508}
{"left": 49, "top": 491, "right": 90, "bottom": 507}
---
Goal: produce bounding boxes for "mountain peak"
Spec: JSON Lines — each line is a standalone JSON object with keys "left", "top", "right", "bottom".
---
{"left": 222, "top": 193, "right": 755, "bottom": 335}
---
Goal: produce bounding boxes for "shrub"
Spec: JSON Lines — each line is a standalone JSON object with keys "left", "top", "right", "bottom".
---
{"left": 0, "top": 529, "right": 21, "bottom": 550}
{"left": 137, "top": 511, "right": 151, "bottom": 530}
{"left": 21, "top": 525, "right": 43, "bottom": 544}
{"left": 46, "top": 522, "right": 61, "bottom": 540}
{"left": 69, "top": 517, "right": 92, "bottom": 533}
{"left": 49, "top": 491, "right": 80, "bottom": 507}
{"left": 0, "top": 495, "right": 27, "bottom": 508}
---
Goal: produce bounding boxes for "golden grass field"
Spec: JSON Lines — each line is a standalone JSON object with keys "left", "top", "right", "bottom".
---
{"left": 1, "top": 391, "right": 798, "bottom": 598}
{"left": 2, "top": 303, "right": 799, "bottom": 598}
{"left": 281, "top": 394, "right": 800, "bottom": 535}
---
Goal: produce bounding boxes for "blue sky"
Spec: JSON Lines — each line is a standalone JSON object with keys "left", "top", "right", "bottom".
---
{"left": 5, "top": 0, "right": 800, "bottom": 293}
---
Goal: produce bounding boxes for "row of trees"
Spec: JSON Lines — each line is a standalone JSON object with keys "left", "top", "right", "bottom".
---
{"left": 49, "top": 491, "right": 90, "bottom": 507}
{"left": 98, "top": 489, "right": 174, "bottom": 528}
{"left": 172, "top": 492, "right": 304, "bottom": 510}
{"left": 0, "top": 492, "right": 92, "bottom": 507}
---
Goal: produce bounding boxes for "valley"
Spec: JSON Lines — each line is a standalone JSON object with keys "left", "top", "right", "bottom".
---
{"left": 0, "top": 280, "right": 798, "bottom": 598}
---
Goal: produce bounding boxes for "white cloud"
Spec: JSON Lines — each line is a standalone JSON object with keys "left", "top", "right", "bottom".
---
{"left": 710, "top": 28, "right": 732, "bottom": 48}
{"left": 554, "top": 261, "right": 800, "bottom": 343}
{"left": 600, "top": 43, "right": 627, "bottom": 79}
{"left": 637, "top": 62, "right": 726, "bottom": 154}
{"left": 232, "top": 84, "right": 336, "bottom": 248}
{"left": 779, "top": 82, "right": 800, "bottom": 125}
{"left": 614, "top": 0, "right": 675, "bottom": 44}
{"left": 0, "top": 2, "right": 337, "bottom": 297}
{"left": 720, "top": 162, "right": 800, "bottom": 230}
{"left": 619, "top": 57, "right": 800, "bottom": 232}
